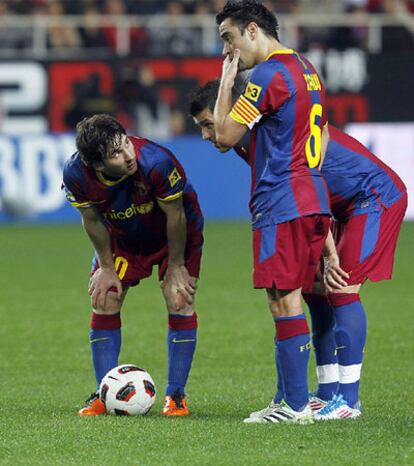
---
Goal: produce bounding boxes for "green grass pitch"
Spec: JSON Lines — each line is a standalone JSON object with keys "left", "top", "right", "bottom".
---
{"left": 0, "top": 222, "right": 413, "bottom": 465}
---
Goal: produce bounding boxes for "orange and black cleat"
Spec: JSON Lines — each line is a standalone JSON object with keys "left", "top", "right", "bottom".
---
{"left": 162, "top": 393, "right": 189, "bottom": 417}
{"left": 78, "top": 392, "right": 106, "bottom": 416}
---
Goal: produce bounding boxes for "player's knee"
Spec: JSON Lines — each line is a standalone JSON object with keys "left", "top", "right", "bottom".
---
{"left": 267, "top": 298, "right": 281, "bottom": 318}
{"left": 91, "top": 291, "right": 123, "bottom": 314}
{"left": 168, "top": 307, "right": 195, "bottom": 316}
{"left": 166, "top": 297, "right": 194, "bottom": 315}
{"left": 92, "top": 307, "right": 121, "bottom": 316}
{"left": 162, "top": 286, "right": 196, "bottom": 314}
{"left": 266, "top": 287, "right": 302, "bottom": 317}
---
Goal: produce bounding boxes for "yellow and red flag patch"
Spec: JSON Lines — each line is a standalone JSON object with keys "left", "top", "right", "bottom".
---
{"left": 230, "top": 95, "right": 261, "bottom": 127}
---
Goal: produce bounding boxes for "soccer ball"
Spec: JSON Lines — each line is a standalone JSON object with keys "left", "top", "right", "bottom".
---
{"left": 99, "top": 364, "right": 156, "bottom": 416}
{"left": 0, "top": 192, "right": 37, "bottom": 217}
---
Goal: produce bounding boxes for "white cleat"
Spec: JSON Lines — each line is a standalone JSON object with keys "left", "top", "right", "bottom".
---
{"left": 245, "top": 400, "right": 314, "bottom": 425}
{"left": 309, "top": 394, "right": 329, "bottom": 412}
{"left": 314, "top": 394, "right": 361, "bottom": 421}
{"left": 243, "top": 400, "right": 280, "bottom": 423}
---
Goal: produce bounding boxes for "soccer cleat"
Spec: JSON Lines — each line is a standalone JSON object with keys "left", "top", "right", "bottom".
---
{"left": 309, "top": 393, "right": 329, "bottom": 412}
{"left": 314, "top": 394, "right": 361, "bottom": 421}
{"left": 78, "top": 392, "right": 106, "bottom": 416}
{"left": 162, "top": 393, "right": 189, "bottom": 417}
{"left": 245, "top": 400, "right": 314, "bottom": 424}
{"left": 243, "top": 400, "right": 281, "bottom": 423}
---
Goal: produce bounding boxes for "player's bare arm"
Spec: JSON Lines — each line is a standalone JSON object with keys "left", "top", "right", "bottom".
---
{"left": 214, "top": 49, "right": 248, "bottom": 148}
{"left": 157, "top": 196, "right": 196, "bottom": 309}
{"left": 323, "top": 229, "right": 349, "bottom": 292}
{"left": 319, "top": 124, "right": 330, "bottom": 168}
{"left": 79, "top": 206, "right": 122, "bottom": 309}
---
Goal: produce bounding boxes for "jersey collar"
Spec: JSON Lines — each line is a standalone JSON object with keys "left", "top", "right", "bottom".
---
{"left": 265, "top": 49, "right": 295, "bottom": 61}
{"left": 95, "top": 170, "right": 129, "bottom": 186}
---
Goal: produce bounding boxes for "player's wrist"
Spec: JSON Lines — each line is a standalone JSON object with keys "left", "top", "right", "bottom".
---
{"left": 219, "top": 79, "right": 234, "bottom": 91}
{"left": 168, "top": 260, "right": 185, "bottom": 268}
{"left": 100, "top": 263, "right": 117, "bottom": 272}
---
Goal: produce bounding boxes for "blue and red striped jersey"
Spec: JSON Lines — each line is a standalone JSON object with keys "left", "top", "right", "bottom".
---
{"left": 229, "top": 50, "right": 330, "bottom": 227}
{"left": 62, "top": 136, "right": 203, "bottom": 250}
{"left": 323, "top": 126, "right": 406, "bottom": 220}
{"left": 234, "top": 126, "right": 406, "bottom": 221}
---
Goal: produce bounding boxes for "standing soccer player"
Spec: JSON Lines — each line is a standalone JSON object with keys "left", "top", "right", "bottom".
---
{"left": 214, "top": 1, "right": 331, "bottom": 423}
{"left": 62, "top": 114, "right": 204, "bottom": 417}
{"left": 189, "top": 80, "right": 407, "bottom": 420}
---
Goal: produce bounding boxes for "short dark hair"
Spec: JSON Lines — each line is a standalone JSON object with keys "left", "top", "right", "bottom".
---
{"left": 76, "top": 114, "right": 126, "bottom": 166}
{"left": 189, "top": 80, "right": 220, "bottom": 116}
{"left": 216, "top": 0, "right": 279, "bottom": 40}
{"left": 189, "top": 79, "right": 241, "bottom": 117}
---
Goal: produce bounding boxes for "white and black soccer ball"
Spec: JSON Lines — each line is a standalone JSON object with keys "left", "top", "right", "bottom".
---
{"left": 99, "top": 364, "right": 156, "bottom": 416}
{"left": 0, "top": 192, "right": 37, "bottom": 218}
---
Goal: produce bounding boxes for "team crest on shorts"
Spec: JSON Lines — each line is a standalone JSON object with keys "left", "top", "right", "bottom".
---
{"left": 134, "top": 181, "right": 149, "bottom": 196}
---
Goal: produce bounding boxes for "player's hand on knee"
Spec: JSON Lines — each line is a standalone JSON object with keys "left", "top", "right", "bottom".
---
{"left": 161, "top": 265, "right": 196, "bottom": 308}
{"left": 89, "top": 267, "right": 123, "bottom": 310}
{"left": 161, "top": 281, "right": 180, "bottom": 311}
{"left": 324, "top": 253, "right": 349, "bottom": 292}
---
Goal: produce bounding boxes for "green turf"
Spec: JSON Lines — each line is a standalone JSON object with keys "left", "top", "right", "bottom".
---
{"left": 0, "top": 222, "right": 413, "bottom": 465}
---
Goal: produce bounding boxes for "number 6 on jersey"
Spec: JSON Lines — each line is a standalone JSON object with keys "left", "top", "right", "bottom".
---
{"left": 305, "top": 103, "right": 323, "bottom": 168}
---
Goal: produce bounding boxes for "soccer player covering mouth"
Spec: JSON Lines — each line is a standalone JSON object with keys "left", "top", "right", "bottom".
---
{"left": 213, "top": 0, "right": 331, "bottom": 424}
{"left": 190, "top": 80, "right": 407, "bottom": 421}
{"left": 62, "top": 114, "right": 204, "bottom": 417}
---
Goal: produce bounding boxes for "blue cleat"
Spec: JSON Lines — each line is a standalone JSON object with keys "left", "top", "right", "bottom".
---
{"left": 314, "top": 394, "right": 361, "bottom": 420}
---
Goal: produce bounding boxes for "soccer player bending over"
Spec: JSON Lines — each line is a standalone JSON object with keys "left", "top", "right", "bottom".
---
{"left": 62, "top": 114, "right": 204, "bottom": 416}
{"left": 306, "top": 126, "right": 407, "bottom": 420}
{"left": 190, "top": 79, "right": 407, "bottom": 421}
{"left": 213, "top": 0, "right": 331, "bottom": 424}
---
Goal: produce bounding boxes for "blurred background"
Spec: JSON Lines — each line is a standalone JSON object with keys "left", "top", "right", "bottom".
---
{"left": 0, "top": 0, "right": 413, "bottom": 222}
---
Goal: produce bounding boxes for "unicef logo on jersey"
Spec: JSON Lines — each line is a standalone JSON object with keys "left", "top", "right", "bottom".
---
{"left": 105, "top": 202, "right": 154, "bottom": 220}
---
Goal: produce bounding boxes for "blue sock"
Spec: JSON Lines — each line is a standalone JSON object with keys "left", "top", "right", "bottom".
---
{"left": 166, "top": 313, "right": 198, "bottom": 396}
{"left": 304, "top": 293, "right": 338, "bottom": 401}
{"left": 273, "top": 320, "right": 284, "bottom": 403}
{"left": 90, "top": 312, "right": 122, "bottom": 389}
{"left": 275, "top": 314, "right": 311, "bottom": 411}
{"left": 273, "top": 341, "right": 285, "bottom": 404}
{"left": 329, "top": 294, "right": 367, "bottom": 406}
